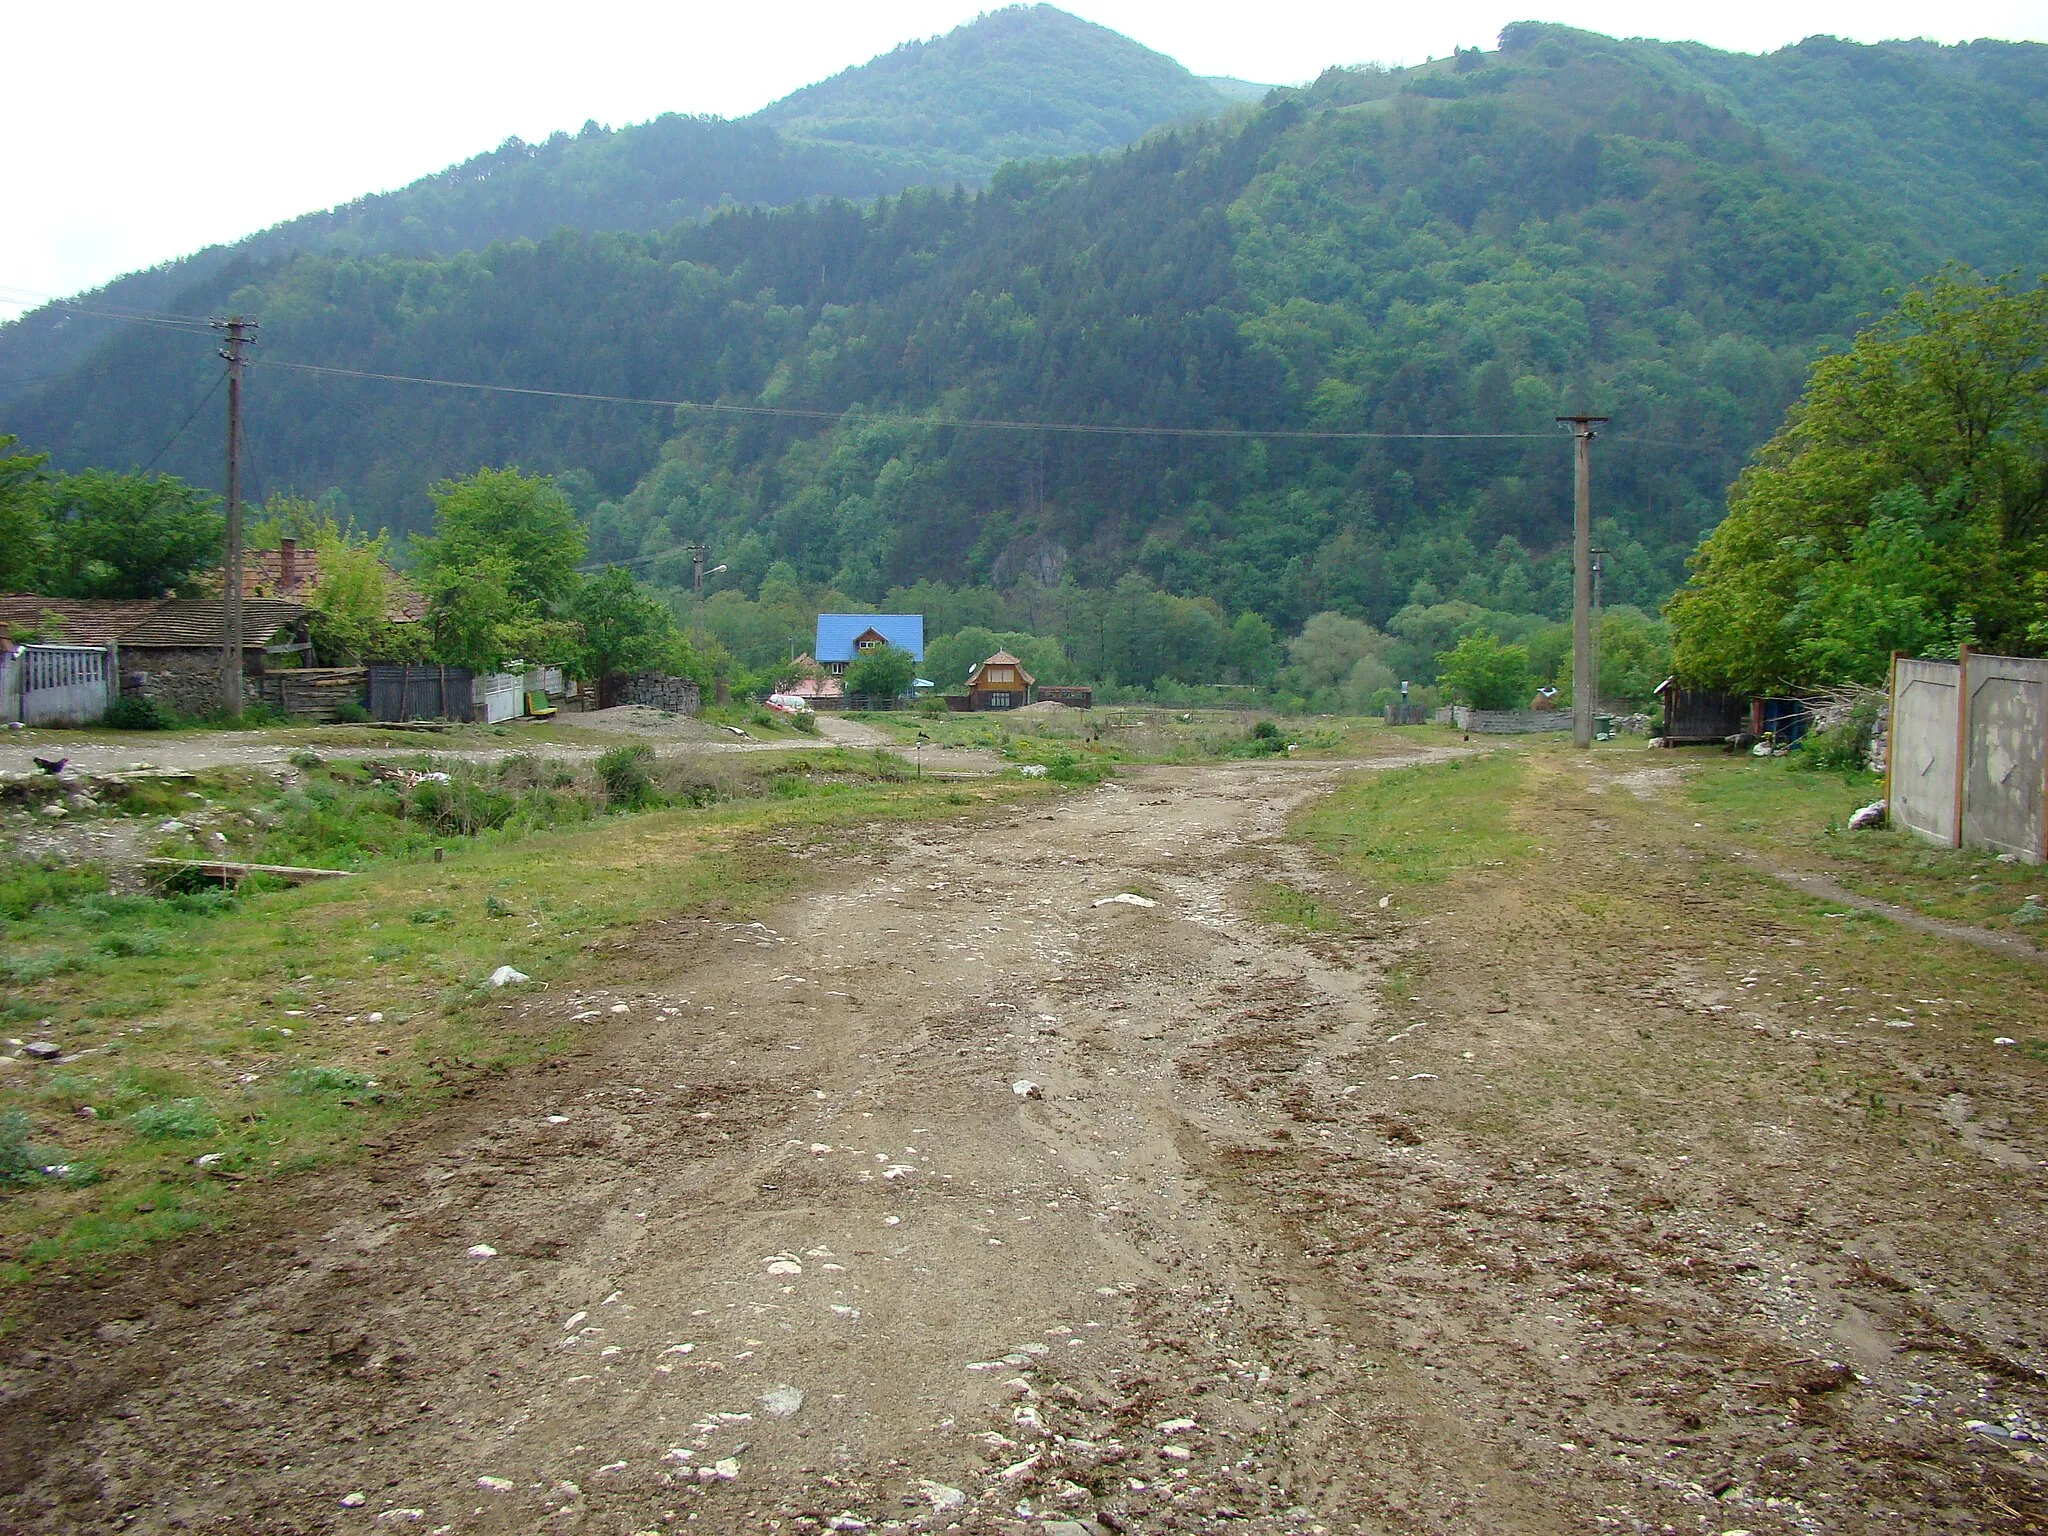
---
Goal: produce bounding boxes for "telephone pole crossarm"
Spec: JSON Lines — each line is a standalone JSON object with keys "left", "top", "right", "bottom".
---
{"left": 1556, "top": 414, "right": 1609, "bottom": 750}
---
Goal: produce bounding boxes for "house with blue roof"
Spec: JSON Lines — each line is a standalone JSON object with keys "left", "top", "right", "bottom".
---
{"left": 813, "top": 614, "right": 924, "bottom": 676}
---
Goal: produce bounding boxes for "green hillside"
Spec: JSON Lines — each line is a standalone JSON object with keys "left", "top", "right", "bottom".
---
{"left": 4, "top": 23, "right": 2045, "bottom": 656}
{"left": 0, "top": 5, "right": 1234, "bottom": 405}
{"left": 754, "top": 4, "right": 1240, "bottom": 175}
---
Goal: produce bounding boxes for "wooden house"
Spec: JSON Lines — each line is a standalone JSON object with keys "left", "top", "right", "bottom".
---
{"left": 961, "top": 650, "right": 1034, "bottom": 711}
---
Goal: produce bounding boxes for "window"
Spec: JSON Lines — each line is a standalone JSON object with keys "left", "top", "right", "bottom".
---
{"left": 988, "top": 667, "right": 1014, "bottom": 683}
{"left": 986, "top": 692, "right": 1012, "bottom": 709}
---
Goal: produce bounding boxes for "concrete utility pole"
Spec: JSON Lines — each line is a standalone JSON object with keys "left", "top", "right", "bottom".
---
{"left": 214, "top": 317, "right": 256, "bottom": 717}
{"left": 1557, "top": 415, "right": 1608, "bottom": 748}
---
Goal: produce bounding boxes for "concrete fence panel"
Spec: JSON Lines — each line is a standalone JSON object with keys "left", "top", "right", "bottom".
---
{"left": 1962, "top": 653, "right": 2048, "bottom": 863}
{"left": 1890, "top": 657, "right": 1960, "bottom": 847}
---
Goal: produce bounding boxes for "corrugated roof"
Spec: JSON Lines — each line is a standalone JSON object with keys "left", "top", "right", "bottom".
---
{"left": 814, "top": 613, "right": 924, "bottom": 663}
{"left": 0, "top": 596, "right": 305, "bottom": 649}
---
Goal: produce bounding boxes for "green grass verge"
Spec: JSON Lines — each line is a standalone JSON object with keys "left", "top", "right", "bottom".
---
{"left": 1290, "top": 753, "right": 1535, "bottom": 888}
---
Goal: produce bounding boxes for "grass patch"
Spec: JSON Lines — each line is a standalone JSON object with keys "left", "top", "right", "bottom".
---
{"left": 1292, "top": 753, "right": 1535, "bottom": 888}
{"left": 1684, "top": 755, "right": 2047, "bottom": 935}
{"left": 1253, "top": 881, "right": 1351, "bottom": 935}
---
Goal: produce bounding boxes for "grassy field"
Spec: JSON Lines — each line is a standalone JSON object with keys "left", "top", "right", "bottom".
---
{"left": 848, "top": 704, "right": 1433, "bottom": 766}
{"left": 0, "top": 749, "right": 1043, "bottom": 1285}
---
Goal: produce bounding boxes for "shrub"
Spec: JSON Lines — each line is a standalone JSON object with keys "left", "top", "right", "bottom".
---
{"left": 0, "top": 1108, "right": 43, "bottom": 1182}
{"left": 332, "top": 699, "right": 371, "bottom": 724}
{"left": 286, "top": 1066, "right": 371, "bottom": 1093}
{"left": 105, "top": 695, "right": 171, "bottom": 730}
{"left": 791, "top": 711, "right": 820, "bottom": 735}
{"left": 0, "top": 861, "right": 109, "bottom": 920}
{"left": 127, "top": 1098, "right": 218, "bottom": 1139}
{"left": 1793, "top": 697, "right": 1881, "bottom": 775}
{"left": 1436, "top": 631, "right": 1532, "bottom": 710}
{"left": 597, "top": 743, "right": 655, "bottom": 808}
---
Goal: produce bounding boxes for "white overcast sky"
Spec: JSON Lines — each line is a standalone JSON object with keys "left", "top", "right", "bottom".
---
{"left": 4, "top": 0, "right": 2045, "bottom": 321}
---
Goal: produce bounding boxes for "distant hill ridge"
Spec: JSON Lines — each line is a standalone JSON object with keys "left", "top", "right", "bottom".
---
{"left": 0, "top": 4, "right": 1241, "bottom": 404}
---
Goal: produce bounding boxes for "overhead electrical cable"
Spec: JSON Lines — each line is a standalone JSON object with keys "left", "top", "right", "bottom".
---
{"left": 250, "top": 358, "right": 1557, "bottom": 442}
{"left": 140, "top": 368, "right": 227, "bottom": 472}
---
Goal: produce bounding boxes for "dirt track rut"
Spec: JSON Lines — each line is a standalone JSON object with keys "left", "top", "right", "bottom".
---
{"left": 5, "top": 753, "right": 2046, "bottom": 1535}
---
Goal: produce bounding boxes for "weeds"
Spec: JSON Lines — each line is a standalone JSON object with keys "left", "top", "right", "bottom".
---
{"left": 125, "top": 1099, "right": 218, "bottom": 1140}
{"left": 597, "top": 744, "right": 655, "bottom": 808}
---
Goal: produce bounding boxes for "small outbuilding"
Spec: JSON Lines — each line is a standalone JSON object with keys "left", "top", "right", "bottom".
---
{"left": 960, "top": 650, "right": 1034, "bottom": 711}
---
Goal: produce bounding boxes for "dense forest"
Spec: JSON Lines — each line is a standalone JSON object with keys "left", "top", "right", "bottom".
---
{"left": 0, "top": 6, "right": 1241, "bottom": 404}
{"left": 4, "top": 17, "right": 2045, "bottom": 700}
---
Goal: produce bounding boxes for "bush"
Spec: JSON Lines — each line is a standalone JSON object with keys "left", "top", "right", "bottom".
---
{"left": 0, "top": 861, "right": 109, "bottom": 920}
{"left": 597, "top": 743, "right": 655, "bottom": 808}
{"left": 286, "top": 1066, "right": 371, "bottom": 1093}
{"left": 332, "top": 699, "right": 371, "bottom": 724}
{"left": 1793, "top": 697, "right": 1881, "bottom": 775}
{"left": 105, "top": 695, "right": 171, "bottom": 730}
{"left": 1436, "top": 631, "right": 1532, "bottom": 710}
{"left": 127, "top": 1098, "right": 218, "bottom": 1139}
{"left": 0, "top": 1108, "right": 43, "bottom": 1182}
{"left": 791, "top": 711, "right": 820, "bottom": 735}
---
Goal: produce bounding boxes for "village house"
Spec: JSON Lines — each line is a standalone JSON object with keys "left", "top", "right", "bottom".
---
{"left": 959, "top": 649, "right": 1035, "bottom": 711}
{"left": 0, "top": 596, "right": 311, "bottom": 718}
{"left": 783, "top": 654, "right": 846, "bottom": 710}
{"left": 207, "top": 536, "right": 428, "bottom": 622}
{"left": 812, "top": 614, "right": 924, "bottom": 677}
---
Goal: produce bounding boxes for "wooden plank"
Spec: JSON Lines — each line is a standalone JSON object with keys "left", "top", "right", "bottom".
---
{"left": 144, "top": 858, "right": 354, "bottom": 885}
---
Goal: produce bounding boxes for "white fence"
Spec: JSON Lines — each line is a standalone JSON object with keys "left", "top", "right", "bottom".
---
{"left": 0, "top": 644, "right": 115, "bottom": 726}
{"left": 473, "top": 671, "right": 525, "bottom": 725}
{"left": 1889, "top": 651, "right": 2047, "bottom": 864}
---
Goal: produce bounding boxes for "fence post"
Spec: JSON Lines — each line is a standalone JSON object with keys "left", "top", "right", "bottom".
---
{"left": 1952, "top": 644, "right": 1971, "bottom": 849}
{"left": 1884, "top": 650, "right": 1899, "bottom": 801}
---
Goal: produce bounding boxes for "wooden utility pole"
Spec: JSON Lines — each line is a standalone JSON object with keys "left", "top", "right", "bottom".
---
{"left": 214, "top": 316, "right": 256, "bottom": 716}
{"left": 1557, "top": 415, "right": 1608, "bottom": 748}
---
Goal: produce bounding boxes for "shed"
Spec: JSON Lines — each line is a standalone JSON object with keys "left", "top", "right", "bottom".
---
{"left": 961, "top": 650, "right": 1035, "bottom": 711}
{"left": 1655, "top": 678, "right": 1747, "bottom": 745}
{"left": 813, "top": 614, "right": 924, "bottom": 676}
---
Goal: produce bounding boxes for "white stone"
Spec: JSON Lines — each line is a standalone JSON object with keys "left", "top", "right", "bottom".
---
{"left": 1092, "top": 892, "right": 1155, "bottom": 908}
{"left": 476, "top": 1476, "right": 514, "bottom": 1492}
{"left": 1157, "top": 1417, "right": 1197, "bottom": 1432}
{"left": 466, "top": 1244, "right": 498, "bottom": 1259}
{"left": 487, "top": 966, "right": 529, "bottom": 988}
{"left": 916, "top": 1481, "right": 966, "bottom": 1511}
{"left": 1995, "top": 1037, "right": 2018, "bottom": 1046}
{"left": 339, "top": 1493, "right": 367, "bottom": 1508}
{"left": 1012, "top": 1080, "right": 1044, "bottom": 1100}
{"left": 759, "top": 1384, "right": 805, "bottom": 1418}
{"left": 765, "top": 1259, "right": 802, "bottom": 1276}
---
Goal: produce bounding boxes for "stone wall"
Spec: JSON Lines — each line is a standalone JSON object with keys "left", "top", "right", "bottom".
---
{"left": 1434, "top": 704, "right": 1571, "bottom": 734}
{"left": 123, "top": 647, "right": 258, "bottom": 719}
{"left": 614, "top": 672, "right": 701, "bottom": 715}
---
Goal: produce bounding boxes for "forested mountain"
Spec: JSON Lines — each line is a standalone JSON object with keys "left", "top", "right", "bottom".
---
{"left": 0, "top": 5, "right": 1241, "bottom": 404}
{"left": 6, "top": 22, "right": 2046, "bottom": 650}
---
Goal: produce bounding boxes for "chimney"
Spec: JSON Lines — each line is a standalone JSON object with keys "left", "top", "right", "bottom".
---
{"left": 279, "top": 537, "right": 297, "bottom": 593}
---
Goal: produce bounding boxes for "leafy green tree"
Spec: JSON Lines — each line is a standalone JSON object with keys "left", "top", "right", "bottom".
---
{"left": 843, "top": 643, "right": 917, "bottom": 701}
{"left": 41, "top": 470, "right": 222, "bottom": 599}
{"left": 0, "top": 435, "right": 49, "bottom": 592}
{"left": 1551, "top": 608, "right": 1673, "bottom": 706}
{"left": 305, "top": 523, "right": 401, "bottom": 665}
{"left": 1282, "top": 612, "right": 1390, "bottom": 700}
{"left": 1670, "top": 268, "right": 2048, "bottom": 690}
{"left": 1436, "top": 631, "right": 1532, "bottom": 710}
{"left": 570, "top": 567, "right": 691, "bottom": 704}
{"left": 412, "top": 467, "right": 586, "bottom": 608}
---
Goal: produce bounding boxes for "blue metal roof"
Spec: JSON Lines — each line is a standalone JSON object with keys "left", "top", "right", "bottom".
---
{"left": 814, "top": 613, "right": 924, "bottom": 663}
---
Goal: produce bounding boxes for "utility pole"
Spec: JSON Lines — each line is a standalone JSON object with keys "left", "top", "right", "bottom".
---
{"left": 1557, "top": 415, "right": 1608, "bottom": 749}
{"left": 680, "top": 543, "right": 726, "bottom": 639}
{"left": 214, "top": 316, "right": 257, "bottom": 716}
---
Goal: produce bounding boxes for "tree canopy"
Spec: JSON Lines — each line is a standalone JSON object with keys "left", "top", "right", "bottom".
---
{"left": 843, "top": 643, "right": 918, "bottom": 701}
{"left": 0, "top": 435, "right": 48, "bottom": 593}
{"left": 38, "top": 470, "right": 223, "bottom": 599}
{"left": 1669, "top": 268, "right": 2048, "bottom": 690}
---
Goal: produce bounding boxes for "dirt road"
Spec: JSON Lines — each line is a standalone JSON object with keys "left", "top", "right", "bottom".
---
{"left": 3, "top": 753, "right": 2044, "bottom": 1535}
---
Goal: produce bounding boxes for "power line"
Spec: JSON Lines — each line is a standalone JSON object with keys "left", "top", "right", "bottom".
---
{"left": 141, "top": 367, "right": 227, "bottom": 471}
{"left": 249, "top": 356, "right": 1558, "bottom": 443}
{"left": 0, "top": 283, "right": 218, "bottom": 329}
